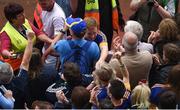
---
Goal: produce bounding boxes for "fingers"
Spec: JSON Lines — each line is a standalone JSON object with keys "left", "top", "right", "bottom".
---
{"left": 26, "top": 29, "right": 35, "bottom": 40}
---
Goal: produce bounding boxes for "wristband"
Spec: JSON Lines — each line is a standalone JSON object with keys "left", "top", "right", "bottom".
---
{"left": 59, "top": 29, "right": 66, "bottom": 34}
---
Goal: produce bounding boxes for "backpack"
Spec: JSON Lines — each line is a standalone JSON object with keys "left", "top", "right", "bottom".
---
{"left": 61, "top": 40, "right": 92, "bottom": 76}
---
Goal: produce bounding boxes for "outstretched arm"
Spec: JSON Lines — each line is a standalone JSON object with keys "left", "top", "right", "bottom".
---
{"left": 154, "top": 0, "right": 173, "bottom": 18}
{"left": 20, "top": 30, "right": 34, "bottom": 71}
{"left": 113, "top": 52, "right": 129, "bottom": 83}
{"left": 95, "top": 45, "right": 108, "bottom": 69}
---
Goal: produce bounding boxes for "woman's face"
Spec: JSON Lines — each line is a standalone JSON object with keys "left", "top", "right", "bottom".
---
{"left": 85, "top": 26, "right": 98, "bottom": 40}
{"left": 12, "top": 12, "right": 25, "bottom": 26}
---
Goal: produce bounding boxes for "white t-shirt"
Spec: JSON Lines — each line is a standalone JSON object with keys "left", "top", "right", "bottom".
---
{"left": 42, "top": 2, "right": 66, "bottom": 39}
{"left": 41, "top": 2, "right": 66, "bottom": 63}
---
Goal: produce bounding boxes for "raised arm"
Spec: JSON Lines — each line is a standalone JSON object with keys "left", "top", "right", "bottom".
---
{"left": 20, "top": 30, "right": 34, "bottom": 71}
{"left": 95, "top": 44, "right": 108, "bottom": 69}
{"left": 113, "top": 52, "right": 129, "bottom": 83}
{"left": 153, "top": 0, "right": 173, "bottom": 18}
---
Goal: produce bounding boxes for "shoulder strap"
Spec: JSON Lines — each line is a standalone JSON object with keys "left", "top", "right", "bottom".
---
{"left": 81, "top": 41, "right": 92, "bottom": 51}
{"left": 67, "top": 40, "right": 92, "bottom": 51}
{"left": 67, "top": 40, "right": 76, "bottom": 49}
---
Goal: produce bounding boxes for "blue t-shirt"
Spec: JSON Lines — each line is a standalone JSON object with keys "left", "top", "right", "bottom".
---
{"left": 53, "top": 39, "right": 100, "bottom": 71}
{"left": 97, "top": 87, "right": 108, "bottom": 102}
{"left": 150, "top": 87, "right": 166, "bottom": 105}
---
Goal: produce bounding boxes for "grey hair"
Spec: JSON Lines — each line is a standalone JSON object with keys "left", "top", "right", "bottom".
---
{"left": 122, "top": 32, "right": 138, "bottom": 51}
{"left": 124, "top": 20, "right": 143, "bottom": 40}
{"left": 0, "top": 63, "right": 13, "bottom": 84}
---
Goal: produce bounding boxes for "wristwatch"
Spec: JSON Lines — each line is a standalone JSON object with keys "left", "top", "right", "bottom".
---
{"left": 59, "top": 29, "right": 66, "bottom": 34}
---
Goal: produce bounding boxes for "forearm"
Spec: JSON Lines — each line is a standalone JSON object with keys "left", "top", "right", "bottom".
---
{"left": 52, "top": 33, "right": 64, "bottom": 44}
{"left": 21, "top": 40, "right": 33, "bottom": 70}
{"left": 156, "top": 6, "right": 172, "bottom": 18}
{"left": 98, "top": 46, "right": 108, "bottom": 61}
{"left": 118, "top": 60, "right": 129, "bottom": 82}
{"left": 38, "top": 34, "right": 52, "bottom": 44}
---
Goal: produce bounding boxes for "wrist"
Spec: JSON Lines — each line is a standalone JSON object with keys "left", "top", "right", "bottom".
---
{"left": 59, "top": 29, "right": 66, "bottom": 34}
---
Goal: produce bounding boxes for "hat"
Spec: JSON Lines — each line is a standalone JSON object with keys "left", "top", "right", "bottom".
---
{"left": 66, "top": 17, "right": 87, "bottom": 34}
{"left": 0, "top": 63, "right": 13, "bottom": 84}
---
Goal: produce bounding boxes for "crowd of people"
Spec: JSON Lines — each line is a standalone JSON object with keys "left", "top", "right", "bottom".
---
{"left": 0, "top": 0, "right": 180, "bottom": 109}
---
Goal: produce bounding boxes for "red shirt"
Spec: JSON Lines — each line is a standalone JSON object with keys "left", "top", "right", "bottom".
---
{"left": 0, "top": 20, "right": 44, "bottom": 52}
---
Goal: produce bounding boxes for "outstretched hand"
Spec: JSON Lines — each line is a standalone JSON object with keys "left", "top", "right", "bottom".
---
{"left": 26, "top": 30, "right": 35, "bottom": 41}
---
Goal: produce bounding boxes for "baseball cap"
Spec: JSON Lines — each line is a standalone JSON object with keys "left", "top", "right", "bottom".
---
{"left": 66, "top": 17, "right": 87, "bottom": 34}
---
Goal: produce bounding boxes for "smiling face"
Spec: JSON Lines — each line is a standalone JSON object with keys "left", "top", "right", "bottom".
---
{"left": 85, "top": 26, "right": 98, "bottom": 40}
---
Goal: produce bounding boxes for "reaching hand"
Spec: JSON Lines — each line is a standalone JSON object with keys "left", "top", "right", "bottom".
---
{"left": 148, "top": 30, "right": 160, "bottom": 44}
{"left": 26, "top": 30, "right": 35, "bottom": 41}
{"left": 56, "top": 90, "right": 68, "bottom": 103}
{"left": 4, "top": 90, "right": 13, "bottom": 99}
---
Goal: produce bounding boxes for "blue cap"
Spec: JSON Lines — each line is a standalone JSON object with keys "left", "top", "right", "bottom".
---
{"left": 66, "top": 17, "right": 87, "bottom": 34}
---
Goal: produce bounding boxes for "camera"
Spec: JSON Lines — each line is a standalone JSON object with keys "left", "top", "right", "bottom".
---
{"left": 147, "top": 0, "right": 154, "bottom": 6}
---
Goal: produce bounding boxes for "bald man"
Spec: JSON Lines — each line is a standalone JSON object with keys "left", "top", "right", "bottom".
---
{"left": 121, "top": 32, "right": 153, "bottom": 89}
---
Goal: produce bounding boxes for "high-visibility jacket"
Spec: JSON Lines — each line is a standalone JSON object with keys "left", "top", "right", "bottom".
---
{"left": 1, "top": 19, "right": 36, "bottom": 53}
{"left": 85, "top": 0, "right": 122, "bottom": 34}
{"left": 0, "top": 19, "right": 36, "bottom": 71}
{"left": 34, "top": 3, "right": 43, "bottom": 30}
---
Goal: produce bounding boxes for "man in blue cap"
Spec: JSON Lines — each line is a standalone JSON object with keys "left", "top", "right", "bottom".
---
{"left": 43, "top": 17, "right": 100, "bottom": 86}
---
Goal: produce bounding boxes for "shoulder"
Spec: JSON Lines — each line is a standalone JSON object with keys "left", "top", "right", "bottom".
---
{"left": 53, "top": 40, "right": 69, "bottom": 50}
{"left": 0, "top": 31, "right": 9, "bottom": 39}
{"left": 140, "top": 51, "right": 152, "bottom": 57}
{"left": 89, "top": 41, "right": 99, "bottom": 50}
{"left": 53, "top": 3, "right": 66, "bottom": 18}
{"left": 97, "top": 31, "right": 107, "bottom": 41}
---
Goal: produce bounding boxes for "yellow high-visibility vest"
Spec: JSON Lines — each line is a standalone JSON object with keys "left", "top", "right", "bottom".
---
{"left": 1, "top": 19, "right": 36, "bottom": 53}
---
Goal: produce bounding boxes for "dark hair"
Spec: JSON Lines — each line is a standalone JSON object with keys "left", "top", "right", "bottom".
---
{"left": 29, "top": 48, "right": 43, "bottom": 79}
{"left": 109, "top": 79, "right": 126, "bottom": 100}
{"left": 73, "top": 29, "right": 86, "bottom": 38}
{"left": 71, "top": 86, "right": 91, "bottom": 109}
{"left": 168, "top": 64, "right": 180, "bottom": 91}
{"left": 158, "top": 90, "right": 177, "bottom": 109}
{"left": 63, "top": 62, "right": 82, "bottom": 86}
{"left": 4, "top": 3, "right": 24, "bottom": 23}
{"left": 31, "top": 100, "right": 54, "bottom": 109}
{"left": 163, "top": 43, "right": 180, "bottom": 63}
